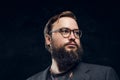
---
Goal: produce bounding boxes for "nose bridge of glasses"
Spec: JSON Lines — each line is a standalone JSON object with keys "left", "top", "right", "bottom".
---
{"left": 69, "top": 30, "right": 76, "bottom": 38}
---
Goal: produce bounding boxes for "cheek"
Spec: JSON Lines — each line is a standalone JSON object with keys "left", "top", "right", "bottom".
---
{"left": 52, "top": 36, "right": 67, "bottom": 47}
{"left": 76, "top": 39, "right": 80, "bottom": 46}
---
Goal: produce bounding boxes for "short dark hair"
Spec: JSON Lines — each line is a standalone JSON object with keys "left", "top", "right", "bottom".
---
{"left": 44, "top": 11, "right": 77, "bottom": 52}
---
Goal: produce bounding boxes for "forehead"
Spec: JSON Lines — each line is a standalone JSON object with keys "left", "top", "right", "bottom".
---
{"left": 52, "top": 17, "right": 79, "bottom": 30}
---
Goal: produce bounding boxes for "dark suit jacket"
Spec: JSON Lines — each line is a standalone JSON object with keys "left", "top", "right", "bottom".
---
{"left": 27, "top": 62, "right": 119, "bottom": 80}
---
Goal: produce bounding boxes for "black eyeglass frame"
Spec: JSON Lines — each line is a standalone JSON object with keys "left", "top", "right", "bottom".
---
{"left": 49, "top": 28, "right": 82, "bottom": 39}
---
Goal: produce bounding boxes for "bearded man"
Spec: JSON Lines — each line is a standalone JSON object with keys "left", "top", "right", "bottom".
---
{"left": 27, "top": 11, "right": 119, "bottom": 80}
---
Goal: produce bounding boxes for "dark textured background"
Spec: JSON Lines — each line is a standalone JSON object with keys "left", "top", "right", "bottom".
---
{"left": 0, "top": 0, "right": 120, "bottom": 80}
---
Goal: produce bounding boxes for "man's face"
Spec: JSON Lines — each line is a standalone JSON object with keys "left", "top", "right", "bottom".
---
{"left": 51, "top": 17, "right": 81, "bottom": 52}
{"left": 45, "top": 17, "right": 83, "bottom": 71}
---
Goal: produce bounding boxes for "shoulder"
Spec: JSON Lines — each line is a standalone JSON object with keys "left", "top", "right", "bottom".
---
{"left": 27, "top": 71, "right": 43, "bottom": 80}
{"left": 80, "top": 62, "right": 113, "bottom": 70}
{"left": 26, "top": 67, "right": 50, "bottom": 80}
{"left": 79, "top": 62, "right": 114, "bottom": 73}
{"left": 78, "top": 62, "right": 119, "bottom": 80}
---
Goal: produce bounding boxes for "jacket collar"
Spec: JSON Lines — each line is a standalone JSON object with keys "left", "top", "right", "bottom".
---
{"left": 72, "top": 62, "right": 90, "bottom": 80}
{"left": 40, "top": 62, "right": 90, "bottom": 80}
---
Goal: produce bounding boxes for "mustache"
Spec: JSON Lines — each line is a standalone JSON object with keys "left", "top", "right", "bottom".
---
{"left": 64, "top": 41, "right": 78, "bottom": 47}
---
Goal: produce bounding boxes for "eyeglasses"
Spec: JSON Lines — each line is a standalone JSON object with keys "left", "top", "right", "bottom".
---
{"left": 49, "top": 28, "right": 82, "bottom": 39}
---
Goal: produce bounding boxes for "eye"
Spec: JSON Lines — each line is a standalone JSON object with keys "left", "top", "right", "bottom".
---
{"left": 74, "top": 30, "right": 80, "bottom": 36}
{"left": 60, "top": 28, "right": 70, "bottom": 34}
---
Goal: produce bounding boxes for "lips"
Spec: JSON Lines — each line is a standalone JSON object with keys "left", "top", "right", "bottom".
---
{"left": 65, "top": 42, "right": 78, "bottom": 48}
{"left": 66, "top": 43, "right": 77, "bottom": 47}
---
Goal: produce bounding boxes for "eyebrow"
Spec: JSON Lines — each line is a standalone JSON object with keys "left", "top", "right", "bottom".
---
{"left": 59, "top": 27, "right": 79, "bottom": 30}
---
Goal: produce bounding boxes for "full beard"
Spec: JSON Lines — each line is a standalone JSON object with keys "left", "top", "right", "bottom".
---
{"left": 51, "top": 43, "right": 83, "bottom": 72}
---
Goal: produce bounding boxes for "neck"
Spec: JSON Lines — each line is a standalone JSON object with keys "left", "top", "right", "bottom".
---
{"left": 50, "top": 59, "right": 64, "bottom": 74}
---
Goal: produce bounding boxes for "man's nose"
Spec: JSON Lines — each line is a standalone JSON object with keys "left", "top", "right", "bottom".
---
{"left": 68, "top": 32, "right": 75, "bottom": 39}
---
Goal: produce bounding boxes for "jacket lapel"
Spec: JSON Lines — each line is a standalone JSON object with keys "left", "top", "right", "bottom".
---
{"left": 72, "top": 62, "right": 90, "bottom": 80}
{"left": 40, "top": 63, "right": 90, "bottom": 80}
{"left": 40, "top": 67, "right": 50, "bottom": 80}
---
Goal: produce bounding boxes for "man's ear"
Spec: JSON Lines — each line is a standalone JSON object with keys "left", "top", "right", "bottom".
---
{"left": 45, "top": 34, "right": 51, "bottom": 46}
